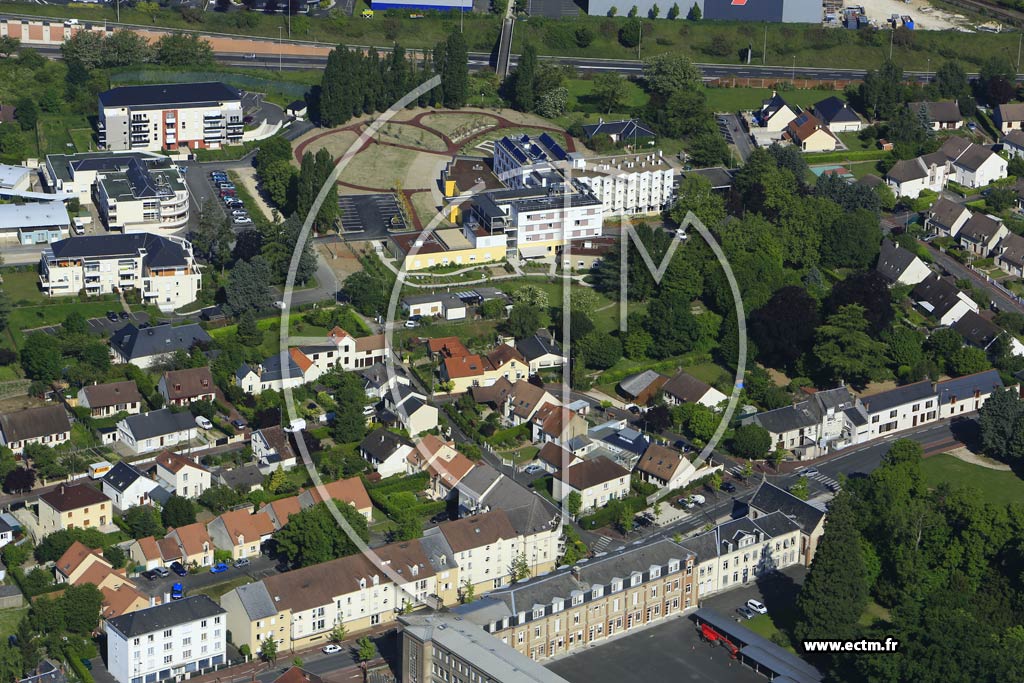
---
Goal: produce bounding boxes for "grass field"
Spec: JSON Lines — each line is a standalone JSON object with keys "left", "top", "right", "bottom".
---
{"left": 376, "top": 123, "right": 449, "bottom": 153}
{"left": 745, "top": 614, "right": 796, "bottom": 652}
{"left": 339, "top": 144, "right": 420, "bottom": 189}
{"left": 0, "top": 606, "right": 28, "bottom": 636}
{"left": 921, "top": 453, "right": 1024, "bottom": 508}
{"left": 193, "top": 575, "right": 252, "bottom": 602}
{"left": 836, "top": 131, "right": 877, "bottom": 152}
{"left": 703, "top": 87, "right": 835, "bottom": 113}
{"left": 565, "top": 78, "right": 650, "bottom": 114}
{"left": 420, "top": 112, "right": 496, "bottom": 139}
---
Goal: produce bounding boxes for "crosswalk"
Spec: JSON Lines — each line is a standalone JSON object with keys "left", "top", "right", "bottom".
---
{"left": 797, "top": 469, "right": 842, "bottom": 492}
{"left": 591, "top": 536, "right": 612, "bottom": 554}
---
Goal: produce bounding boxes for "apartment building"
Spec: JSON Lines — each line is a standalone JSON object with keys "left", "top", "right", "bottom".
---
{"left": 105, "top": 596, "right": 227, "bottom": 683}
{"left": 399, "top": 612, "right": 570, "bottom": 683}
{"left": 37, "top": 484, "right": 111, "bottom": 537}
{"left": 39, "top": 234, "right": 202, "bottom": 312}
{"left": 221, "top": 540, "right": 440, "bottom": 653}
{"left": 748, "top": 481, "right": 827, "bottom": 567}
{"left": 681, "top": 512, "right": 803, "bottom": 597}
{"left": 98, "top": 82, "right": 243, "bottom": 152}
{"left": 454, "top": 538, "right": 696, "bottom": 662}
{"left": 569, "top": 152, "right": 675, "bottom": 215}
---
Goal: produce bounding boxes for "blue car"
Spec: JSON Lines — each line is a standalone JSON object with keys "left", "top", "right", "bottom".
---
{"left": 210, "top": 563, "right": 229, "bottom": 574}
{"left": 171, "top": 583, "right": 184, "bottom": 600}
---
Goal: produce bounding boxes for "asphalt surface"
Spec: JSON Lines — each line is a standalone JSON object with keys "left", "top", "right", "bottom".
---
{"left": 718, "top": 113, "right": 754, "bottom": 161}
{"left": 337, "top": 193, "right": 406, "bottom": 239}
{"left": 137, "top": 554, "right": 280, "bottom": 598}
{"left": 923, "top": 239, "right": 1024, "bottom": 316}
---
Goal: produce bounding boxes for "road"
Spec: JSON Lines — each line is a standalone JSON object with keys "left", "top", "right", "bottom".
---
{"left": 923, "top": 239, "right": 1024, "bottom": 316}
{"left": 136, "top": 554, "right": 280, "bottom": 598}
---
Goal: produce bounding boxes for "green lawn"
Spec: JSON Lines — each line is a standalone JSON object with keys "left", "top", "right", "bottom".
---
{"left": 38, "top": 114, "right": 93, "bottom": 155}
{"left": 192, "top": 575, "right": 253, "bottom": 602}
{"left": 703, "top": 87, "right": 833, "bottom": 113}
{"left": 744, "top": 614, "right": 796, "bottom": 652}
{"left": 858, "top": 600, "right": 892, "bottom": 627}
{"left": 0, "top": 606, "right": 28, "bottom": 636}
{"left": 565, "top": 78, "right": 650, "bottom": 114}
{"left": 921, "top": 453, "right": 1024, "bottom": 508}
{"left": 836, "top": 132, "right": 877, "bottom": 152}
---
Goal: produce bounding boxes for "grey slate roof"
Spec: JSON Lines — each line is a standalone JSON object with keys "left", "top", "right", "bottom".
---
{"left": 0, "top": 405, "right": 70, "bottom": 443}
{"left": 908, "top": 100, "right": 961, "bottom": 123}
{"left": 478, "top": 475, "right": 559, "bottom": 536}
{"left": 515, "top": 332, "right": 563, "bottom": 362}
{"left": 50, "top": 234, "right": 190, "bottom": 270}
{"left": 230, "top": 581, "right": 278, "bottom": 621}
{"left": 860, "top": 380, "right": 936, "bottom": 414}
{"left": 886, "top": 158, "right": 927, "bottom": 183}
{"left": 749, "top": 403, "right": 818, "bottom": 434}
{"left": 106, "top": 595, "right": 225, "bottom": 638}
{"left": 102, "top": 461, "right": 147, "bottom": 493}
{"left": 662, "top": 371, "right": 714, "bottom": 404}
{"left": 959, "top": 213, "right": 1004, "bottom": 244}
{"left": 99, "top": 82, "right": 240, "bottom": 109}
{"left": 581, "top": 118, "right": 655, "bottom": 140}
{"left": 912, "top": 274, "right": 968, "bottom": 320}
{"left": 216, "top": 463, "right": 265, "bottom": 489}
{"left": 618, "top": 369, "right": 666, "bottom": 398}
{"left": 748, "top": 481, "right": 825, "bottom": 533}
{"left": 935, "top": 369, "right": 1003, "bottom": 405}
{"left": 358, "top": 428, "right": 412, "bottom": 462}
{"left": 457, "top": 463, "right": 503, "bottom": 499}
{"left": 110, "top": 323, "right": 211, "bottom": 362}
{"left": 813, "top": 96, "right": 860, "bottom": 125}
{"left": 928, "top": 197, "right": 969, "bottom": 232}
{"left": 121, "top": 409, "right": 196, "bottom": 440}
{"left": 953, "top": 311, "right": 1001, "bottom": 349}
{"left": 875, "top": 239, "right": 921, "bottom": 282}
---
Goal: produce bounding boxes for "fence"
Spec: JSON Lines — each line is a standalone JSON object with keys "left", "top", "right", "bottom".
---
{"left": 969, "top": 263, "right": 1024, "bottom": 306}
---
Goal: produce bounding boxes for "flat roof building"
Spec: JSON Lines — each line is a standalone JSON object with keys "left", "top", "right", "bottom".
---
{"left": 0, "top": 201, "right": 70, "bottom": 245}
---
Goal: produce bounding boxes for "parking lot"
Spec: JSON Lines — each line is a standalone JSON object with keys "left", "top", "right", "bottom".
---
{"left": 25, "top": 311, "right": 151, "bottom": 338}
{"left": 191, "top": 166, "right": 255, "bottom": 230}
{"left": 337, "top": 193, "right": 406, "bottom": 239}
{"left": 135, "top": 554, "right": 280, "bottom": 598}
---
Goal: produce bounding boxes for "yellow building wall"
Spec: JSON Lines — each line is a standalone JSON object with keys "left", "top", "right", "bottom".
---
{"left": 403, "top": 244, "right": 506, "bottom": 272}
{"left": 801, "top": 131, "right": 837, "bottom": 152}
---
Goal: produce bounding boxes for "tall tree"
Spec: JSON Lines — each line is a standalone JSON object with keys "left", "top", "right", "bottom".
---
{"left": 820, "top": 208, "right": 882, "bottom": 270}
{"left": 161, "top": 496, "right": 196, "bottom": 528}
{"left": 641, "top": 52, "right": 701, "bottom": 97}
{"left": 860, "top": 59, "right": 905, "bottom": 120}
{"left": 978, "top": 387, "right": 1024, "bottom": 461}
{"left": 512, "top": 42, "right": 538, "bottom": 112}
{"left": 440, "top": 31, "right": 468, "bottom": 108}
{"left": 274, "top": 502, "right": 369, "bottom": 568}
{"left": 814, "top": 304, "right": 890, "bottom": 387}
{"left": 748, "top": 286, "right": 820, "bottom": 371}
{"left": 592, "top": 73, "right": 628, "bottom": 114}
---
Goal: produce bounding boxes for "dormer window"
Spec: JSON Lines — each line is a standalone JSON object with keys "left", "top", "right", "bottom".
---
{"left": 571, "top": 593, "right": 583, "bottom": 606}
{"left": 668, "top": 561, "right": 679, "bottom": 573}
{"left": 649, "top": 566, "right": 661, "bottom": 579}
{"left": 411, "top": 565, "right": 419, "bottom": 577}
{"left": 630, "top": 573, "right": 642, "bottom": 587}
{"left": 532, "top": 607, "right": 544, "bottom": 620}
{"left": 591, "top": 585, "right": 603, "bottom": 599}
{"left": 611, "top": 580, "right": 622, "bottom": 593}
{"left": 552, "top": 598, "right": 563, "bottom": 613}
{"left": 358, "top": 578, "right": 367, "bottom": 589}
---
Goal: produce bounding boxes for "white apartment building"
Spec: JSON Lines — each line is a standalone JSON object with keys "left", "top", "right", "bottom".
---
{"left": 570, "top": 152, "right": 675, "bottom": 216}
{"left": 98, "top": 82, "right": 243, "bottom": 152}
{"left": 105, "top": 596, "right": 227, "bottom": 683}
{"left": 39, "top": 233, "right": 201, "bottom": 312}
{"left": 44, "top": 152, "right": 189, "bottom": 231}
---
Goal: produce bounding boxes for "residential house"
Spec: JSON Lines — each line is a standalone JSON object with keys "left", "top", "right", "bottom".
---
{"left": 405, "top": 435, "right": 476, "bottom": 500}
{"left": 514, "top": 331, "right": 567, "bottom": 375}
{"left": 77, "top": 381, "right": 143, "bottom": 418}
{"left": 472, "top": 379, "right": 560, "bottom": 426}
{"left": 907, "top": 101, "right": 962, "bottom": 130}
{"left": 886, "top": 136, "right": 1006, "bottom": 197}
{"left": 221, "top": 539, "right": 439, "bottom": 653}
{"left": 0, "top": 405, "right": 71, "bottom": 455}
{"left": 273, "top": 669, "right": 321, "bottom": 683}
{"left": 579, "top": 118, "right": 656, "bottom": 146}
{"left": 109, "top": 323, "right": 211, "bottom": 369}
{"left": 359, "top": 363, "right": 410, "bottom": 400}
{"left": 958, "top": 213, "right": 1009, "bottom": 256}
{"left": 215, "top": 463, "right": 265, "bottom": 492}
{"left": 875, "top": 238, "right": 932, "bottom": 286}
{"left": 401, "top": 292, "right": 468, "bottom": 320}
{"left": 100, "top": 584, "right": 150, "bottom": 620}
{"left": 860, "top": 380, "right": 939, "bottom": 436}
{"left": 427, "top": 511, "right": 519, "bottom": 596}
{"left": 235, "top": 350, "right": 310, "bottom": 396}
{"left": 261, "top": 496, "right": 302, "bottom": 531}
{"left": 748, "top": 481, "right": 827, "bottom": 566}
{"left": 55, "top": 541, "right": 115, "bottom": 584}
{"left": 207, "top": 508, "right": 274, "bottom": 560}
{"left": 153, "top": 451, "right": 210, "bottom": 499}
{"left": 54, "top": 540, "right": 147, "bottom": 619}
{"left": 912, "top": 274, "right": 979, "bottom": 326}
{"left": 634, "top": 443, "right": 721, "bottom": 491}
{"left": 953, "top": 311, "right": 1003, "bottom": 351}
{"left": 533, "top": 442, "right": 581, "bottom": 475}
{"left": 940, "top": 136, "right": 1007, "bottom": 189}
{"left": 105, "top": 596, "right": 227, "bottom": 683}
{"left": 935, "top": 369, "right": 1003, "bottom": 418}
{"left": 617, "top": 370, "right": 668, "bottom": 406}
{"left": 743, "top": 385, "right": 862, "bottom": 458}
{"left": 130, "top": 522, "right": 213, "bottom": 570}
{"left": 439, "top": 344, "right": 528, "bottom": 394}
{"left": 996, "top": 102, "right": 1024, "bottom": 134}
{"left": 129, "top": 536, "right": 173, "bottom": 571}
{"left": 359, "top": 428, "right": 415, "bottom": 478}
{"left": 399, "top": 612, "right": 571, "bottom": 683}
{"left": 551, "top": 456, "right": 630, "bottom": 513}
{"left": 0, "top": 518, "right": 12, "bottom": 550}
{"left": 588, "top": 421, "right": 651, "bottom": 468}
{"left": 925, "top": 197, "right": 971, "bottom": 238}
{"left": 456, "top": 539, "right": 696, "bottom": 663}
{"left": 812, "top": 96, "right": 862, "bottom": 132}
{"left": 1003, "top": 129, "right": 1024, "bottom": 159}
{"left": 783, "top": 112, "right": 838, "bottom": 152}
{"left": 117, "top": 409, "right": 198, "bottom": 456}
{"left": 296, "top": 476, "right": 373, "bottom": 521}
{"left": 661, "top": 371, "right": 727, "bottom": 409}
{"left": 251, "top": 426, "right": 298, "bottom": 474}
{"left": 426, "top": 336, "right": 470, "bottom": 362}
{"left": 381, "top": 384, "right": 438, "bottom": 437}
{"left": 157, "top": 367, "right": 216, "bottom": 406}
{"left": 530, "top": 402, "right": 588, "bottom": 447}
{"left": 758, "top": 92, "right": 799, "bottom": 132}
{"left": 681, "top": 512, "right": 803, "bottom": 597}
{"left": 885, "top": 155, "right": 949, "bottom": 198}
{"left": 996, "top": 232, "right": 1024, "bottom": 277}
{"left": 101, "top": 461, "right": 158, "bottom": 510}
{"left": 37, "top": 484, "right": 111, "bottom": 536}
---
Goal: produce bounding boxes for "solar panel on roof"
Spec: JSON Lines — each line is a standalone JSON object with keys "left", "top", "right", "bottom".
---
{"left": 539, "top": 132, "right": 557, "bottom": 148}
{"left": 520, "top": 134, "right": 530, "bottom": 143}
{"left": 512, "top": 147, "right": 528, "bottom": 164}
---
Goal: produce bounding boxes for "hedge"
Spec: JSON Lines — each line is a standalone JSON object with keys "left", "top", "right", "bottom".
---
{"left": 67, "top": 652, "right": 95, "bottom": 683}
{"left": 578, "top": 495, "right": 648, "bottom": 530}
{"left": 803, "top": 149, "right": 889, "bottom": 164}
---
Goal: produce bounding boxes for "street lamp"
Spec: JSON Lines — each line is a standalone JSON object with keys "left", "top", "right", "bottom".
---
{"left": 791, "top": 55, "right": 795, "bottom": 84}
{"left": 278, "top": 26, "right": 283, "bottom": 72}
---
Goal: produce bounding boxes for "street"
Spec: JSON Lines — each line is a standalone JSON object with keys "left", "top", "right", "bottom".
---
{"left": 924, "top": 239, "right": 1024, "bottom": 316}
{"left": 134, "top": 555, "right": 280, "bottom": 598}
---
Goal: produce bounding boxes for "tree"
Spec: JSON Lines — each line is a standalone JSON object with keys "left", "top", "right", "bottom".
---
{"left": 978, "top": 387, "right": 1024, "bottom": 461}
{"left": 566, "top": 491, "right": 582, "bottom": 519}
{"left": 259, "top": 636, "right": 278, "bottom": 663}
{"left": 191, "top": 210, "right": 232, "bottom": 269}
{"left": 0, "top": 643, "right": 23, "bottom": 683}
{"left": 536, "top": 87, "right": 569, "bottom": 118}
{"left": 642, "top": 53, "right": 702, "bottom": 98}
{"left": 198, "top": 485, "right": 241, "bottom": 515}
{"left": 161, "top": 496, "right": 195, "bottom": 529}
{"left": 236, "top": 310, "right": 264, "bottom": 347}
{"left": 934, "top": 60, "right": 970, "bottom": 101}
{"left": 356, "top": 637, "right": 377, "bottom": 662}
{"left": 686, "top": 2, "right": 701, "bottom": 19}
{"left": 748, "top": 286, "right": 820, "bottom": 371}
{"left": 814, "top": 304, "right": 890, "bottom": 387}
{"left": 20, "top": 333, "right": 62, "bottom": 380}
{"left": 4, "top": 467, "right": 36, "bottom": 494}
{"left": 575, "top": 331, "right": 622, "bottom": 370}
{"left": 24, "top": 443, "right": 65, "bottom": 482}
{"left": 153, "top": 34, "right": 214, "bottom": 67}
{"left": 820, "top": 208, "right": 881, "bottom": 270}
{"left": 794, "top": 493, "right": 869, "bottom": 643}
{"left": 512, "top": 42, "right": 537, "bottom": 111}
{"left": 506, "top": 303, "right": 544, "bottom": 339}
{"left": 460, "top": 579, "right": 476, "bottom": 604}
{"left": 731, "top": 424, "right": 771, "bottom": 459}
{"left": 323, "top": 368, "right": 371, "bottom": 444}
{"left": 860, "top": 59, "right": 904, "bottom": 120}
{"left": 103, "top": 544, "right": 126, "bottom": 568}
{"left": 438, "top": 31, "right": 468, "bottom": 108}
{"left": 643, "top": 294, "right": 701, "bottom": 358}
{"left": 788, "top": 476, "right": 809, "bottom": 500}
{"left": 14, "top": 97, "right": 38, "bottom": 132}
{"left": 575, "top": 26, "right": 594, "bottom": 47}
{"left": 648, "top": 3, "right": 659, "bottom": 17}
{"left": 981, "top": 56, "right": 1015, "bottom": 105}
{"left": 924, "top": 327, "right": 963, "bottom": 372}
{"left": 619, "top": 18, "right": 642, "bottom": 48}
{"left": 947, "top": 346, "right": 990, "bottom": 377}
{"left": 255, "top": 135, "right": 293, "bottom": 172}
{"left": 343, "top": 271, "right": 388, "bottom": 316}
{"left": 509, "top": 551, "right": 531, "bottom": 583}
{"left": 667, "top": 2, "right": 680, "bottom": 18}
{"left": 330, "top": 624, "right": 347, "bottom": 644}
{"left": 274, "top": 502, "right": 369, "bottom": 568}
{"left": 61, "top": 583, "right": 103, "bottom": 635}
{"left": 224, "top": 256, "right": 273, "bottom": 316}
{"left": 687, "top": 131, "right": 730, "bottom": 167}
{"left": 124, "top": 506, "right": 163, "bottom": 539}
{"left": 592, "top": 72, "right": 628, "bottom": 115}
{"left": 826, "top": 271, "right": 894, "bottom": 336}
{"left": 105, "top": 30, "right": 152, "bottom": 67}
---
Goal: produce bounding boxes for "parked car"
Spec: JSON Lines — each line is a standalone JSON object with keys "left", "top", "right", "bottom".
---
{"left": 231, "top": 419, "right": 247, "bottom": 429}
{"left": 678, "top": 497, "right": 695, "bottom": 509}
{"left": 233, "top": 216, "right": 253, "bottom": 225}
{"left": 524, "top": 464, "right": 542, "bottom": 474}
{"left": 800, "top": 467, "right": 819, "bottom": 477}
{"left": 141, "top": 570, "right": 157, "bottom": 581}
{"left": 736, "top": 606, "right": 756, "bottom": 620}
{"left": 105, "top": 311, "right": 119, "bottom": 322}
{"left": 195, "top": 415, "right": 213, "bottom": 430}
{"left": 746, "top": 599, "right": 768, "bottom": 614}
{"left": 231, "top": 209, "right": 249, "bottom": 217}
{"left": 119, "top": 311, "right": 129, "bottom": 319}
{"left": 322, "top": 644, "right": 342, "bottom": 655}
{"left": 233, "top": 558, "right": 250, "bottom": 568}
{"left": 404, "top": 319, "right": 419, "bottom": 328}
{"left": 227, "top": 201, "right": 245, "bottom": 210}
{"left": 720, "top": 481, "right": 736, "bottom": 493}
{"left": 216, "top": 182, "right": 236, "bottom": 189}
{"left": 690, "top": 494, "right": 706, "bottom": 505}
{"left": 210, "top": 563, "right": 229, "bottom": 574}
{"left": 170, "top": 562, "right": 187, "bottom": 577}
{"left": 152, "top": 566, "right": 170, "bottom": 578}
{"left": 171, "top": 583, "right": 184, "bottom": 600}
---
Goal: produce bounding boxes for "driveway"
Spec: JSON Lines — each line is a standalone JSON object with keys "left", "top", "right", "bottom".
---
{"left": 717, "top": 113, "right": 753, "bottom": 162}
{"left": 135, "top": 554, "right": 279, "bottom": 598}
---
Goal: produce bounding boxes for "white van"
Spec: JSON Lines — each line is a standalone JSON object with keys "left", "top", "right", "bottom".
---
{"left": 284, "top": 418, "right": 306, "bottom": 433}
{"left": 64, "top": 18, "right": 79, "bottom": 26}
{"left": 195, "top": 415, "right": 213, "bottom": 430}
